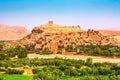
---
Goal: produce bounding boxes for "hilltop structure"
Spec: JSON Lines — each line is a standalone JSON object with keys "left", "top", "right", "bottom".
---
{"left": 32, "top": 20, "right": 82, "bottom": 33}
{"left": 3, "top": 21, "right": 120, "bottom": 55}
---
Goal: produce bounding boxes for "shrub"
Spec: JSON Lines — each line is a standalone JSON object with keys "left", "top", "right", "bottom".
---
{"left": 64, "top": 69, "right": 70, "bottom": 76}
{"left": 42, "top": 48, "right": 53, "bottom": 55}
{"left": 6, "top": 68, "right": 24, "bottom": 74}
{"left": 85, "top": 58, "right": 93, "bottom": 67}
{"left": 52, "top": 69, "right": 63, "bottom": 78}
{"left": 0, "top": 77, "right": 3, "bottom": 80}
{"left": 59, "top": 65, "right": 68, "bottom": 71}
{"left": 0, "top": 53, "right": 7, "bottom": 60}
{"left": 98, "top": 66, "right": 111, "bottom": 75}
{"left": 79, "top": 66, "right": 92, "bottom": 76}
{"left": 33, "top": 72, "right": 53, "bottom": 80}
{"left": 96, "top": 76, "right": 107, "bottom": 80}
{"left": 14, "top": 46, "right": 27, "bottom": 58}
{"left": 32, "top": 68, "right": 42, "bottom": 74}
{"left": 70, "top": 69, "right": 79, "bottom": 76}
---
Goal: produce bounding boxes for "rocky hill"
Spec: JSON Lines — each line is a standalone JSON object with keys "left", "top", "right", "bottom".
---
{"left": 3, "top": 21, "right": 120, "bottom": 54}
{"left": 99, "top": 30, "right": 120, "bottom": 36}
{"left": 0, "top": 24, "right": 30, "bottom": 40}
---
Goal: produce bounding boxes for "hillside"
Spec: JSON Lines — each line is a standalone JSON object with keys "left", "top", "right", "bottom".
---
{"left": 98, "top": 30, "right": 120, "bottom": 36}
{"left": 4, "top": 21, "right": 120, "bottom": 54}
{"left": 0, "top": 24, "right": 30, "bottom": 40}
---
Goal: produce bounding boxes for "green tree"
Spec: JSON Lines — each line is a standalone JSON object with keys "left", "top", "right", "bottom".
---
{"left": 79, "top": 66, "right": 92, "bottom": 76}
{"left": 5, "top": 47, "right": 16, "bottom": 57}
{"left": 0, "top": 53, "right": 7, "bottom": 60}
{"left": 85, "top": 58, "right": 93, "bottom": 67}
{"left": 42, "top": 48, "right": 53, "bottom": 55}
{"left": 14, "top": 46, "right": 27, "bottom": 58}
{"left": 94, "top": 47, "right": 102, "bottom": 55}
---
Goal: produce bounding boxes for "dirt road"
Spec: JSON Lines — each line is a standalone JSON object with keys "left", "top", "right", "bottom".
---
{"left": 28, "top": 54, "right": 120, "bottom": 63}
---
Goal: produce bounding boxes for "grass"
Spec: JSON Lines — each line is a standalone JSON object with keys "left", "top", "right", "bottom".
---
{"left": 0, "top": 74, "right": 32, "bottom": 80}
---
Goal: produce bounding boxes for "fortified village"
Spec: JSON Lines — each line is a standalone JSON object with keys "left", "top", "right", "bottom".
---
{"left": 4, "top": 21, "right": 120, "bottom": 55}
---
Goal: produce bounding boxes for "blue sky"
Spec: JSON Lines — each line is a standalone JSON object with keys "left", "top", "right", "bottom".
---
{"left": 0, "top": 0, "right": 120, "bottom": 31}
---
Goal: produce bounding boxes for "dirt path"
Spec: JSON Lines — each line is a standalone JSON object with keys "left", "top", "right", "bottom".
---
{"left": 28, "top": 54, "right": 120, "bottom": 63}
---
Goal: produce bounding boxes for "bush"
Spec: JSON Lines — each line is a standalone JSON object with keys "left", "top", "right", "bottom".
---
{"left": 14, "top": 46, "right": 27, "bottom": 58}
{"left": 70, "top": 69, "right": 78, "bottom": 76}
{"left": 85, "top": 58, "right": 93, "bottom": 67}
{"left": 64, "top": 69, "right": 70, "bottom": 76}
{"left": 96, "top": 76, "right": 107, "bottom": 80}
{"left": 32, "top": 68, "right": 42, "bottom": 74}
{"left": 0, "top": 53, "right": 7, "bottom": 60}
{"left": 79, "top": 66, "right": 92, "bottom": 76}
{"left": 0, "top": 77, "right": 3, "bottom": 80}
{"left": 98, "top": 66, "right": 111, "bottom": 75}
{"left": 82, "top": 76, "right": 94, "bottom": 80}
{"left": 59, "top": 65, "right": 68, "bottom": 71}
{"left": 52, "top": 69, "right": 63, "bottom": 78}
{"left": 33, "top": 72, "right": 53, "bottom": 80}
{"left": 42, "top": 48, "right": 53, "bottom": 55}
{"left": 6, "top": 68, "right": 24, "bottom": 74}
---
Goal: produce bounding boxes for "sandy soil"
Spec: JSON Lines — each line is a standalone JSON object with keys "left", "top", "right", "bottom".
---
{"left": 28, "top": 54, "right": 120, "bottom": 63}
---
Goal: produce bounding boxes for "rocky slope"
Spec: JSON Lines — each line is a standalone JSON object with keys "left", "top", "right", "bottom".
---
{"left": 0, "top": 24, "right": 30, "bottom": 40}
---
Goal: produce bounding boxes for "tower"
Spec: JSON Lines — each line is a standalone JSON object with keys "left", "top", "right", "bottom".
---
{"left": 48, "top": 20, "right": 53, "bottom": 24}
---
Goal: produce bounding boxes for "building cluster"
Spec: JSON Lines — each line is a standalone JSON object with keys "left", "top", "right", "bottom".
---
{"left": 4, "top": 21, "right": 120, "bottom": 55}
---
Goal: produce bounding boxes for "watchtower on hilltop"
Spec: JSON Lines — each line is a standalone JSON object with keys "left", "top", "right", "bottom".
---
{"left": 48, "top": 20, "right": 53, "bottom": 24}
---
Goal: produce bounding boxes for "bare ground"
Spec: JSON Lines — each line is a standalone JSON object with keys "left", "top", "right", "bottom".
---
{"left": 28, "top": 54, "right": 120, "bottom": 63}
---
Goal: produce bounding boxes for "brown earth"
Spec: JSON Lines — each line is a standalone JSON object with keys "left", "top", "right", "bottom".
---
{"left": 0, "top": 24, "right": 30, "bottom": 40}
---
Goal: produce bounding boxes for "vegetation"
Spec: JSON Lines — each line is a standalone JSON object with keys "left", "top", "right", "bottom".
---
{"left": 6, "top": 68, "right": 24, "bottom": 74}
{"left": 0, "top": 74, "right": 32, "bottom": 80}
{"left": 0, "top": 43, "right": 120, "bottom": 60}
{"left": 0, "top": 57, "right": 120, "bottom": 80}
{"left": 67, "top": 44, "right": 120, "bottom": 57}
{"left": 0, "top": 43, "right": 120, "bottom": 79}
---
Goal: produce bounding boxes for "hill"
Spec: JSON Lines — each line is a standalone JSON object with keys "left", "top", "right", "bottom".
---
{"left": 98, "top": 30, "right": 120, "bottom": 36}
{"left": 3, "top": 21, "right": 120, "bottom": 55}
{"left": 98, "top": 30, "right": 120, "bottom": 42}
{"left": 0, "top": 24, "right": 30, "bottom": 40}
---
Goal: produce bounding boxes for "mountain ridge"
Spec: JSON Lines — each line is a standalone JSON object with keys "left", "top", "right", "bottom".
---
{"left": 0, "top": 24, "right": 30, "bottom": 40}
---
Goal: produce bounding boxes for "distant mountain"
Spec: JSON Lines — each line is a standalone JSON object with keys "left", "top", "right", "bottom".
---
{"left": 98, "top": 30, "right": 120, "bottom": 36}
{"left": 0, "top": 24, "right": 30, "bottom": 40}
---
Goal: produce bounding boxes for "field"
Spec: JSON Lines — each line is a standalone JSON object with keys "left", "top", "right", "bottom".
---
{"left": 0, "top": 74, "right": 32, "bottom": 80}
{"left": 0, "top": 74, "right": 110, "bottom": 80}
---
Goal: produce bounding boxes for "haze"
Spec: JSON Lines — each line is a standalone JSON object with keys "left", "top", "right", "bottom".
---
{"left": 0, "top": 0, "right": 120, "bottom": 31}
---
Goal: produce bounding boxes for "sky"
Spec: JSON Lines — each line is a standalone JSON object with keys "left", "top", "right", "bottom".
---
{"left": 0, "top": 0, "right": 120, "bottom": 31}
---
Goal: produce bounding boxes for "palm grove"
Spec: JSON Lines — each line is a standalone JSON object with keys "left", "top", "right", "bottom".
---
{"left": 0, "top": 41, "right": 120, "bottom": 80}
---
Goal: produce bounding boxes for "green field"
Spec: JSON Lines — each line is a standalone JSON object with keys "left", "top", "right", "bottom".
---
{"left": 0, "top": 74, "right": 32, "bottom": 80}
{"left": 0, "top": 58, "right": 120, "bottom": 80}
{"left": 0, "top": 74, "right": 110, "bottom": 80}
